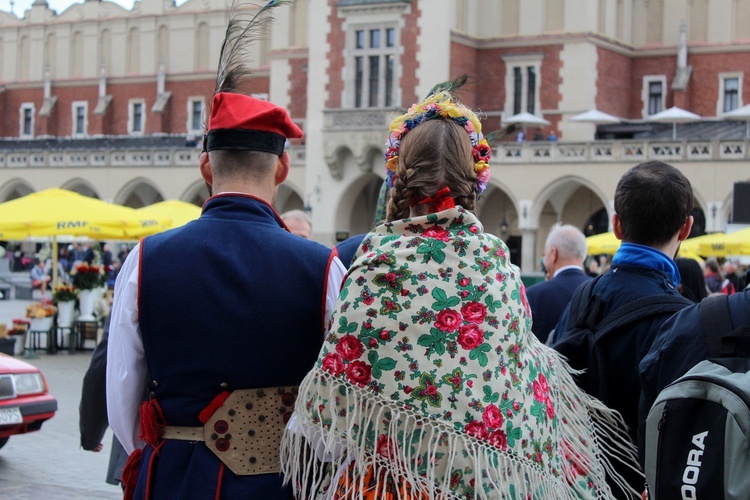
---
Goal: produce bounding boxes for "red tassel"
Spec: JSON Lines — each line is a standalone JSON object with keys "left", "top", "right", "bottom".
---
{"left": 199, "top": 391, "right": 231, "bottom": 424}
{"left": 122, "top": 448, "right": 143, "bottom": 500}
{"left": 138, "top": 399, "right": 168, "bottom": 448}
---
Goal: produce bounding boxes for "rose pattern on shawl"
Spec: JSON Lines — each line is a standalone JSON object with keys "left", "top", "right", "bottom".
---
{"left": 336, "top": 335, "right": 364, "bottom": 361}
{"left": 434, "top": 309, "right": 462, "bottom": 333}
{"left": 421, "top": 225, "right": 451, "bottom": 242}
{"left": 322, "top": 352, "right": 345, "bottom": 376}
{"left": 345, "top": 360, "right": 372, "bottom": 386}
{"left": 296, "top": 208, "right": 603, "bottom": 498}
{"left": 457, "top": 323, "right": 485, "bottom": 350}
{"left": 461, "top": 301, "right": 487, "bottom": 324}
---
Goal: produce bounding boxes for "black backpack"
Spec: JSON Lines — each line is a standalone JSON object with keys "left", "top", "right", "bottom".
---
{"left": 644, "top": 294, "right": 750, "bottom": 500}
{"left": 562, "top": 275, "right": 692, "bottom": 396}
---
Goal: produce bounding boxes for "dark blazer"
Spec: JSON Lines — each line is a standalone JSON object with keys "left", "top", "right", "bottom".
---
{"left": 526, "top": 267, "right": 591, "bottom": 343}
{"left": 79, "top": 315, "right": 128, "bottom": 485}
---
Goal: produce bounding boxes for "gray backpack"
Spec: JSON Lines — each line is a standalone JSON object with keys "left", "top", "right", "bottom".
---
{"left": 644, "top": 295, "right": 750, "bottom": 499}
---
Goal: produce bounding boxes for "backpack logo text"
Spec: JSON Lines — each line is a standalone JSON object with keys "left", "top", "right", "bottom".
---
{"left": 681, "top": 431, "right": 707, "bottom": 499}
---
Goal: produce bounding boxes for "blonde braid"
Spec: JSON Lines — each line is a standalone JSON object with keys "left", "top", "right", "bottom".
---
{"left": 386, "top": 164, "right": 415, "bottom": 222}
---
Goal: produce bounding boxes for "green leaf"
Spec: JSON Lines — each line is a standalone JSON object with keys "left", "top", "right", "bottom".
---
{"left": 483, "top": 386, "right": 500, "bottom": 403}
{"left": 477, "top": 351, "right": 488, "bottom": 367}
{"left": 378, "top": 357, "right": 397, "bottom": 370}
{"left": 368, "top": 350, "right": 379, "bottom": 365}
{"left": 417, "top": 334, "right": 435, "bottom": 348}
{"left": 432, "top": 248, "right": 446, "bottom": 264}
{"left": 432, "top": 288, "right": 448, "bottom": 303}
{"left": 484, "top": 294, "right": 503, "bottom": 313}
{"left": 445, "top": 296, "right": 460, "bottom": 307}
{"left": 434, "top": 342, "right": 445, "bottom": 356}
{"left": 530, "top": 400, "right": 546, "bottom": 422}
{"left": 336, "top": 317, "right": 358, "bottom": 334}
{"left": 381, "top": 235, "right": 400, "bottom": 245}
{"left": 371, "top": 366, "right": 382, "bottom": 379}
{"left": 480, "top": 343, "right": 491, "bottom": 352}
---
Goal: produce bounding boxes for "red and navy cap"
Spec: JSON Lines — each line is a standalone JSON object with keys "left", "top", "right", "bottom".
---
{"left": 203, "top": 92, "right": 304, "bottom": 155}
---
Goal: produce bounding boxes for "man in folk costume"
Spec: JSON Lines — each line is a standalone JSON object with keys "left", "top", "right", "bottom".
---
{"left": 106, "top": 2, "right": 346, "bottom": 498}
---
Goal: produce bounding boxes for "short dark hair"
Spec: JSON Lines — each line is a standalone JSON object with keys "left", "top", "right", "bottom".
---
{"left": 614, "top": 160, "right": 693, "bottom": 248}
{"left": 208, "top": 149, "right": 278, "bottom": 182}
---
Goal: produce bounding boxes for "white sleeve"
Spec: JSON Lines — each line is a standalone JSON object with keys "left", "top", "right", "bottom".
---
{"left": 325, "top": 256, "right": 346, "bottom": 324}
{"left": 106, "top": 243, "right": 148, "bottom": 455}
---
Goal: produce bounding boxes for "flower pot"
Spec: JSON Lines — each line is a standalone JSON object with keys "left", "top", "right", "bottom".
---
{"left": 29, "top": 316, "right": 53, "bottom": 332}
{"left": 13, "top": 334, "right": 25, "bottom": 356}
{"left": 78, "top": 289, "right": 96, "bottom": 320}
{"left": 57, "top": 300, "right": 76, "bottom": 327}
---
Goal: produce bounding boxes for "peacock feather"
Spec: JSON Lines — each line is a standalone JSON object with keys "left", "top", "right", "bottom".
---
{"left": 425, "top": 74, "right": 471, "bottom": 99}
{"left": 214, "top": 0, "right": 288, "bottom": 95}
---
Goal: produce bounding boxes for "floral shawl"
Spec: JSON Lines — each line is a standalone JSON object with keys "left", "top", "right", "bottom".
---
{"left": 281, "top": 208, "right": 639, "bottom": 499}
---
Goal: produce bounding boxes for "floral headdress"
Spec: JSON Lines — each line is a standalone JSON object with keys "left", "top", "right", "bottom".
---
{"left": 384, "top": 91, "right": 492, "bottom": 195}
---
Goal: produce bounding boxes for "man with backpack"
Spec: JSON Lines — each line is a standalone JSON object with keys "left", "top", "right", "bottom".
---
{"left": 639, "top": 289, "right": 750, "bottom": 498}
{"left": 550, "top": 160, "right": 695, "bottom": 495}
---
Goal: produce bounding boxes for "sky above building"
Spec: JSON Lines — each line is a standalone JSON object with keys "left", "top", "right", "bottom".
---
{"left": 0, "top": 0, "right": 172, "bottom": 17}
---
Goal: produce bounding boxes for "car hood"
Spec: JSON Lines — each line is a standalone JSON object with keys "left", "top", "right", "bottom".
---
{"left": 0, "top": 353, "right": 39, "bottom": 373}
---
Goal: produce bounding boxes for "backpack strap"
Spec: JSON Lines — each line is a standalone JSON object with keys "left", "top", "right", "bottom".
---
{"left": 571, "top": 275, "right": 602, "bottom": 331}
{"left": 700, "top": 294, "right": 732, "bottom": 357}
{"left": 591, "top": 294, "right": 692, "bottom": 344}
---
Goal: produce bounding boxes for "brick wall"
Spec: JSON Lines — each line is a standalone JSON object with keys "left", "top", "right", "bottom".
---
{"left": 449, "top": 41, "right": 478, "bottom": 109}
{"left": 596, "top": 47, "right": 632, "bottom": 117}
{"left": 682, "top": 52, "right": 750, "bottom": 116}
{"left": 630, "top": 56, "right": 676, "bottom": 117}
{"left": 325, "top": 0, "right": 344, "bottom": 109}
{"left": 288, "top": 57, "right": 309, "bottom": 121}
{"left": 3, "top": 88, "right": 41, "bottom": 137}
{"left": 399, "top": 2, "right": 420, "bottom": 108}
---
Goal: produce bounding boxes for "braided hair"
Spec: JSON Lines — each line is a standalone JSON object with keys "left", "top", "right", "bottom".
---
{"left": 386, "top": 119, "right": 476, "bottom": 221}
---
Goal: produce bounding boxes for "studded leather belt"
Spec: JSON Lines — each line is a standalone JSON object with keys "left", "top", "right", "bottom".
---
{"left": 161, "top": 386, "right": 298, "bottom": 476}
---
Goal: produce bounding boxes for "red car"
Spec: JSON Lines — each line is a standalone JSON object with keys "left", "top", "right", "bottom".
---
{"left": 0, "top": 353, "right": 57, "bottom": 449}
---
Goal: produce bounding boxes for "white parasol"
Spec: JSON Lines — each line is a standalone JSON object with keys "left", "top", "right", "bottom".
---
{"left": 647, "top": 106, "right": 701, "bottom": 140}
{"left": 569, "top": 109, "right": 622, "bottom": 125}
{"left": 504, "top": 112, "right": 551, "bottom": 127}
{"left": 722, "top": 104, "right": 750, "bottom": 139}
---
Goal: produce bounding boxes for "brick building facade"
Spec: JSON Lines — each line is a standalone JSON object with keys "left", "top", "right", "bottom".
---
{"left": 0, "top": 0, "right": 748, "bottom": 272}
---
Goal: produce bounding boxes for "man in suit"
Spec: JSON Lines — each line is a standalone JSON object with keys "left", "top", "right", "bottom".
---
{"left": 526, "top": 224, "right": 591, "bottom": 343}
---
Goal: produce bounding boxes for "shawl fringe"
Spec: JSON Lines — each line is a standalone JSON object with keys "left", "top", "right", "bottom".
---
{"left": 281, "top": 342, "right": 642, "bottom": 500}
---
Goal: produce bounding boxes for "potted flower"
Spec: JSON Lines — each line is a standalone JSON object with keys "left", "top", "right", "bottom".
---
{"left": 9, "top": 319, "right": 30, "bottom": 356}
{"left": 52, "top": 283, "right": 78, "bottom": 328}
{"left": 26, "top": 301, "right": 56, "bottom": 332}
{"left": 71, "top": 263, "right": 106, "bottom": 291}
{"left": 72, "top": 263, "right": 105, "bottom": 320}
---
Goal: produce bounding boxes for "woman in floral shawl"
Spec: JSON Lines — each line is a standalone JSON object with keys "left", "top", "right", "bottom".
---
{"left": 281, "top": 91, "right": 640, "bottom": 499}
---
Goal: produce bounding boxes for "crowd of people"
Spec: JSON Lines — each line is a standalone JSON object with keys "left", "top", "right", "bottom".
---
{"left": 78, "top": 3, "right": 750, "bottom": 500}
{"left": 22, "top": 241, "right": 132, "bottom": 298}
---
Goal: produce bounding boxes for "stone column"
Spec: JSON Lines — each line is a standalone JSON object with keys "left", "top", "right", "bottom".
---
{"left": 520, "top": 229, "right": 537, "bottom": 274}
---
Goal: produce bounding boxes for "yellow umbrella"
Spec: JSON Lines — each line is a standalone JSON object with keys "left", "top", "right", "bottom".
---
{"left": 586, "top": 231, "right": 706, "bottom": 262}
{"left": 0, "top": 188, "right": 167, "bottom": 239}
{"left": 136, "top": 200, "right": 201, "bottom": 232}
{"left": 698, "top": 228, "right": 750, "bottom": 257}
{"left": 586, "top": 232, "right": 621, "bottom": 255}
{"left": 0, "top": 188, "right": 169, "bottom": 282}
{"left": 680, "top": 232, "right": 727, "bottom": 255}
